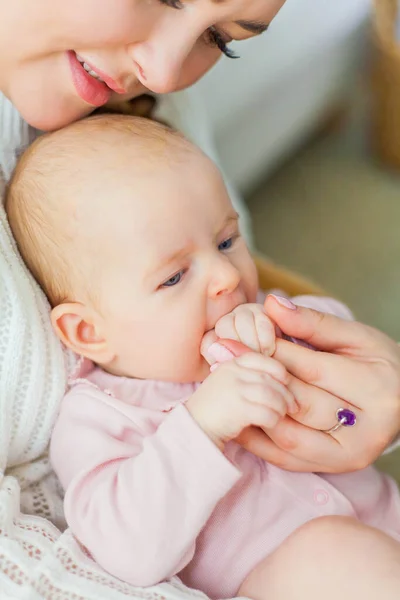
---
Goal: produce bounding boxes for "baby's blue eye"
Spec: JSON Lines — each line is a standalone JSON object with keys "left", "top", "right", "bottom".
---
{"left": 218, "top": 237, "right": 233, "bottom": 251}
{"left": 162, "top": 271, "right": 183, "bottom": 287}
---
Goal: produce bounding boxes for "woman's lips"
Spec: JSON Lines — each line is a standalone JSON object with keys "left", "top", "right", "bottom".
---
{"left": 67, "top": 51, "right": 111, "bottom": 107}
{"left": 77, "top": 55, "right": 128, "bottom": 94}
{"left": 67, "top": 51, "right": 127, "bottom": 107}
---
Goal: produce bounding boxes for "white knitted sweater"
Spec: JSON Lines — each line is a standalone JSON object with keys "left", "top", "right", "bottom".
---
{"left": 0, "top": 91, "right": 249, "bottom": 599}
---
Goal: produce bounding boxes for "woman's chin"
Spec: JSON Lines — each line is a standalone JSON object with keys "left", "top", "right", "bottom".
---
{"left": 17, "top": 92, "right": 148, "bottom": 132}
{"left": 14, "top": 95, "right": 95, "bottom": 131}
{"left": 22, "top": 105, "right": 95, "bottom": 132}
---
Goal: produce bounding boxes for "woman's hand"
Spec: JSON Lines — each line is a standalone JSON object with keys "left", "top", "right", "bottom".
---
{"left": 235, "top": 294, "right": 400, "bottom": 473}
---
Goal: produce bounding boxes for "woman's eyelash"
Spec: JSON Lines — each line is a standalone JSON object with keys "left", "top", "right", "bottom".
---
{"left": 158, "top": 0, "right": 240, "bottom": 60}
{"left": 206, "top": 27, "right": 240, "bottom": 60}
{"left": 159, "top": 0, "right": 183, "bottom": 9}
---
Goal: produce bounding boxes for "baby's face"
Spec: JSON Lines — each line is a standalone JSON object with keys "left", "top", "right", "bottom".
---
{"left": 66, "top": 148, "right": 258, "bottom": 382}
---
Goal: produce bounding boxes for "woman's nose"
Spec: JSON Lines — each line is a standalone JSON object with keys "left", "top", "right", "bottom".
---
{"left": 208, "top": 258, "right": 241, "bottom": 299}
{"left": 128, "top": 21, "right": 195, "bottom": 94}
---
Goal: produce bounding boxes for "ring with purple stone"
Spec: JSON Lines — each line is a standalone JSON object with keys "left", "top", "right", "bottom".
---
{"left": 324, "top": 408, "right": 357, "bottom": 434}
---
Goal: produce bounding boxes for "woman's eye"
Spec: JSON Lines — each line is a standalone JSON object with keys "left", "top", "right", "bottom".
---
{"left": 161, "top": 270, "right": 184, "bottom": 287}
{"left": 206, "top": 27, "right": 240, "bottom": 60}
{"left": 158, "top": 0, "right": 183, "bottom": 8}
{"left": 218, "top": 237, "right": 233, "bottom": 251}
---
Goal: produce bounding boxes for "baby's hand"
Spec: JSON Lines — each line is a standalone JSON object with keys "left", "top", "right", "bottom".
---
{"left": 213, "top": 304, "right": 276, "bottom": 356}
{"left": 186, "top": 352, "right": 296, "bottom": 450}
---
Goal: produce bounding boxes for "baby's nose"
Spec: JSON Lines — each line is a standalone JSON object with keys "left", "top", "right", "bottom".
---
{"left": 208, "top": 261, "right": 241, "bottom": 299}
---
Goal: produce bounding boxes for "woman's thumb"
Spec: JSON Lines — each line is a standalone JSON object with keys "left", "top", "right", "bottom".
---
{"left": 264, "top": 294, "right": 355, "bottom": 351}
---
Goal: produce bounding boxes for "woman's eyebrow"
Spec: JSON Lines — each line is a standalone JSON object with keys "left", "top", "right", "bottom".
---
{"left": 207, "top": 0, "right": 270, "bottom": 33}
{"left": 235, "top": 20, "right": 269, "bottom": 35}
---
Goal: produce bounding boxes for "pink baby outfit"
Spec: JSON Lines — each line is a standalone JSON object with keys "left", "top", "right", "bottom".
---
{"left": 50, "top": 297, "right": 400, "bottom": 599}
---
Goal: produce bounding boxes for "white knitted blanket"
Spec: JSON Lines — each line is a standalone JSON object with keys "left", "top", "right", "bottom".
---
{"left": 0, "top": 91, "right": 249, "bottom": 599}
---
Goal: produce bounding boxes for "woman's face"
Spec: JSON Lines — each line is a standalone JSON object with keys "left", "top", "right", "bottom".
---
{"left": 0, "top": 0, "right": 286, "bottom": 131}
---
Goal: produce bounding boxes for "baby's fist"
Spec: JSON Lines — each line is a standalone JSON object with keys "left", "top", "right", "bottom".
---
{"left": 214, "top": 304, "right": 276, "bottom": 356}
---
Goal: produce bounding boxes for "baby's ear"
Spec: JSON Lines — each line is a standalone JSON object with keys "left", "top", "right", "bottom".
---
{"left": 51, "top": 303, "right": 114, "bottom": 364}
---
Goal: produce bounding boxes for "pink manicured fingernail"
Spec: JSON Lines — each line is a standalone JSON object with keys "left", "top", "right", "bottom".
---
{"left": 269, "top": 295, "right": 297, "bottom": 310}
{"left": 207, "top": 342, "right": 235, "bottom": 363}
{"left": 210, "top": 363, "right": 219, "bottom": 372}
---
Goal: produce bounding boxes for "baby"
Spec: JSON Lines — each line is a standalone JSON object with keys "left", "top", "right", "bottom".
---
{"left": 6, "top": 115, "right": 400, "bottom": 600}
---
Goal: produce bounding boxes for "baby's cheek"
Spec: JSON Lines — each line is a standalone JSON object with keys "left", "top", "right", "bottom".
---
{"left": 246, "top": 270, "right": 259, "bottom": 303}
{"left": 168, "top": 349, "right": 208, "bottom": 383}
{"left": 240, "top": 256, "right": 259, "bottom": 302}
{"left": 149, "top": 320, "right": 203, "bottom": 381}
{"left": 180, "top": 330, "right": 211, "bottom": 382}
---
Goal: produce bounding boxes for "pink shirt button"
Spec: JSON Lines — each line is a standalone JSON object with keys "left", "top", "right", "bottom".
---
{"left": 313, "top": 489, "right": 329, "bottom": 505}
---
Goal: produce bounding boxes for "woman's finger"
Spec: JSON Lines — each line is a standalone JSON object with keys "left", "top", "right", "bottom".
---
{"left": 236, "top": 426, "right": 323, "bottom": 472}
{"left": 287, "top": 375, "right": 366, "bottom": 457}
{"left": 275, "top": 364, "right": 397, "bottom": 465}
{"left": 264, "top": 416, "right": 356, "bottom": 473}
{"left": 273, "top": 338, "right": 377, "bottom": 408}
{"left": 287, "top": 374, "right": 361, "bottom": 431}
{"left": 264, "top": 294, "right": 377, "bottom": 352}
{"left": 285, "top": 373, "right": 384, "bottom": 459}
{"left": 269, "top": 413, "right": 385, "bottom": 472}
{"left": 276, "top": 338, "right": 400, "bottom": 442}
{"left": 236, "top": 418, "right": 376, "bottom": 473}
{"left": 254, "top": 311, "right": 276, "bottom": 355}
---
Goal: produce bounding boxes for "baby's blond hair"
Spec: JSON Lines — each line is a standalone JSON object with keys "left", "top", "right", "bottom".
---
{"left": 5, "top": 115, "right": 194, "bottom": 306}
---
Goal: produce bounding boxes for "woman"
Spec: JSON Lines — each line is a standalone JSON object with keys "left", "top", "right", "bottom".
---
{"left": 1, "top": 0, "right": 400, "bottom": 597}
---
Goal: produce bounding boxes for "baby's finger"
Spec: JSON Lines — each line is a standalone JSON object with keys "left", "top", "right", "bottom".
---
{"left": 232, "top": 310, "right": 261, "bottom": 352}
{"left": 239, "top": 372, "right": 297, "bottom": 415}
{"left": 264, "top": 377, "right": 298, "bottom": 416}
{"left": 245, "top": 403, "right": 283, "bottom": 430}
{"left": 215, "top": 311, "right": 262, "bottom": 353}
{"left": 254, "top": 312, "right": 276, "bottom": 356}
{"left": 214, "top": 313, "right": 239, "bottom": 343}
{"left": 246, "top": 381, "right": 287, "bottom": 417}
{"left": 235, "top": 352, "right": 288, "bottom": 385}
{"left": 200, "top": 330, "right": 220, "bottom": 365}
